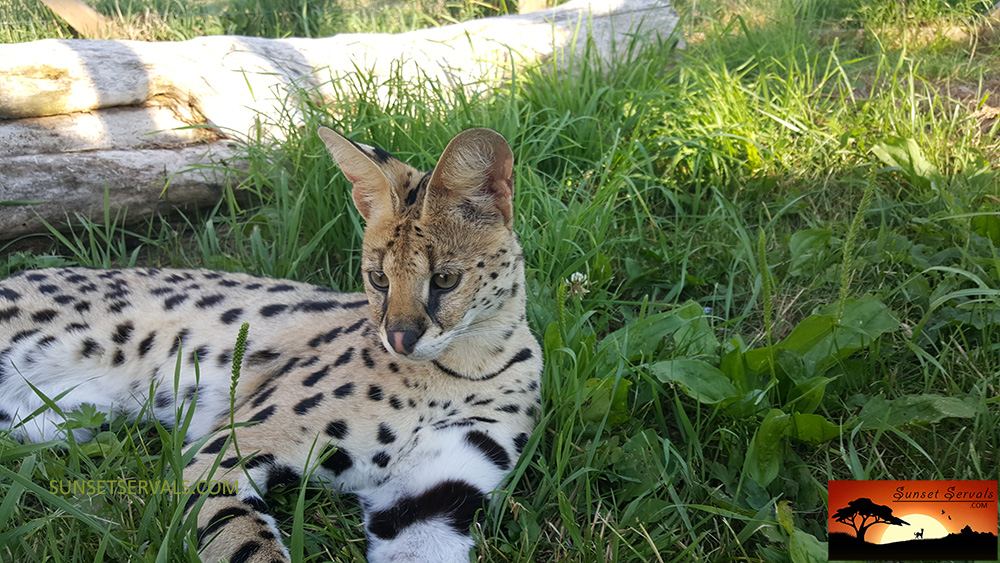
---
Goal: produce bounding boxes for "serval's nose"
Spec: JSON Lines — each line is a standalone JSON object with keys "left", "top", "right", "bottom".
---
{"left": 387, "top": 329, "right": 422, "bottom": 355}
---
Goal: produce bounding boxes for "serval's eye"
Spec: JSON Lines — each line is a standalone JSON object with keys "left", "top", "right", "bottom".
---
{"left": 431, "top": 273, "right": 460, "bottom": 291}
{"left": 368, "top": 271, "right": 389, "bottom": 291}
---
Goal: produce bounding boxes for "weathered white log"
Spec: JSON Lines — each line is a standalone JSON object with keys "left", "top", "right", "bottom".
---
{"left": 1, "top": 145, "right": 241, "bottom": 240}
{"left": 0, "top": 0, "right": 679, "bottom": 240}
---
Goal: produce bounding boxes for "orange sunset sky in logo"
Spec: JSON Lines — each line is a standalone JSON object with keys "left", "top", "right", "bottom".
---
{"left": 829, "top": 481, "right": 997, "bottom": 544}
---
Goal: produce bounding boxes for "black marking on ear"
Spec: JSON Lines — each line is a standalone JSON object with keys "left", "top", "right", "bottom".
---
{"left": 367, "top": 480, "right": 485, "bottom": 540}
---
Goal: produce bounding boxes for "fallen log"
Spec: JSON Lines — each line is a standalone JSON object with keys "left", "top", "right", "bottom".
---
{"left": 0, "top": 0, "right": 680, "bottom": 241}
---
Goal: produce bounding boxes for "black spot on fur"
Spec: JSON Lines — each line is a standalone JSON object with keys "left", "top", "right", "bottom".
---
{"left": 260, "top": 304, "right": 287, "bottom": 317}
{"left": 293, "top": 393, "right": 324, "bottom": 415}
{"left": 308, "top": 327, "right": 341, "bottom": 348}
{"left": 189, "top": 346, "right": 209, "bottom": 364}
{"left": 247, "top": 349, "right": 280, "bottom": 365}
{"left": 198, "top": 506, "right": 249, "bottom": 544}
{"left": 388, "top": 362, "right": 400, "bottom": 373}
{"left": 251, "top": 386, "right": 276, "bottom": 408}
{"left": 0, "top": 288, "right": 22, "bottom": 301}
{"left": 154, "top": 391, "right": 171, "bottom": 409}
{"left": 267, "top": 284, "right": 295, "bottom": 293}
{"left": 195, "top": 294, "right": 225, "bottom": 308}
{"left": 228, "top": 540, "right": 262, "bottom": 563}
{"left": 368, "top": 385, "right": 383, "bottom": 401}
{"left": 219, "top": 279, "right": 240, "bottom": 288}
{"left": 243, "top": 453, "right": 276, "bottom": 471}
{"left": 514, "top": 432, "right": 529, "bottom": 454}
{"left": 80, "top": 337, "right": 101, "bottom": 358}
{"left": 112, "top": 322, "right": 134, "bottom": 344}
{"left": 376, "top": 423, "right": 396, "bottom": 444}
{"left": 169, "top": 329, "right": 189, "bottom": 356}
{"left": 74, "top": 301, "right": 91, "bottom": 313}
{"left": 361, "top": 348, "right": 376, "bottom": 368}
{"left": 303, "top": 365, "right": 330, "bottom": 387}
{"left": 113, "top": 349, "right": 126, "bottom": 366}
{"left": 266, "top": 465, "right": 300, "bottom": 491}
{"left": 372, "top": 451, "right": 390, "bottom": 467}
{"left": 496, "top": 404, "right": 520, "bottom": 414}
{"left": 389, "top": 396, "right": 403, "bottom": 410}
{"left": 220, "top": 308, "right": 243, "bottom": 324}
{"left": 31, "top": 309, "right": 58, "bottom": 323}
{"left": 66, "top": 322, "right": 89, "bottom": 332}
{"left": 333, "top": 382, "right": 355, "bottom": 398}
{"left": 367, "top": 480, "right": 485, "bottom": 540}
{"left": 334, "top": 347, "right": 354, "bottom": 367}
{"left": 0, "top": 307, "right": 20, "bottom": 322}
{"left": 465, "top": 431, "right": 510, "bottom": 470}
{"left": 53, "top": 295, "right": 75, "bottom": 305}
{"left": 325, "top": 419, "right": 348, "bottom": 439}
{"left": 202, "top": 435, "right": 229, "bottom": 455}
{"left": 294, "top": 300, "right": 340, "bottom": 312}
{"left": 138, "top": 332, "right": 156, "bottom": 357}
{"left": 248, "top": 405, "right": 276, "bottom": 424}
{"left": 320, "top": 445, "right": 353, "bottom": 475}
{"left": 164, "top": 294, "right": 189, "bottom": 310}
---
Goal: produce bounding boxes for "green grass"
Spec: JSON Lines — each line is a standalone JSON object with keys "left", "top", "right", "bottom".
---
{"left": 3, "top": 0, "right": 1000, "bottom": 561}
{"left": 0, "top": 0, "right": 515, "bottom": 42}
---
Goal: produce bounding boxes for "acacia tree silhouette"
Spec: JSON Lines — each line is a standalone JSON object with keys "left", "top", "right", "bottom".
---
{"left": 833, "top": 498, "right": 910, "bottom": 542}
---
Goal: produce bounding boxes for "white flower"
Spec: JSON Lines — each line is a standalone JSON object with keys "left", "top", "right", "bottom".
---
{"left": 565, "top": 271, "right": 590, "bottom": 298}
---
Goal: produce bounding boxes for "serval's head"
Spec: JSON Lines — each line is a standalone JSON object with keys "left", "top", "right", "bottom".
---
{"left": 319, "top": 127, "right": 524, "bottom": 363}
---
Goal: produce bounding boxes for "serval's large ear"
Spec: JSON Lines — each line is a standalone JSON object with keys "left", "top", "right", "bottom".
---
{"left": 423, "top": 128, "right": 514, "bottom": 228}
{"left": 318, "top": 126, "right": 393, "bottom": 221}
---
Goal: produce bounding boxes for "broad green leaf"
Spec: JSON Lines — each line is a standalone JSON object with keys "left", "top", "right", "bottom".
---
{"left": 790, "top": 529, "right": 828, "bottom": 563}
{"left": 544, "top": 321, "right": 562, "bottom": 352}
{"left": 858, "top": 394, "right": 978, "bottom": 427}
{"left": 972, "top": 213, "right": 1000, "bottom": 245}
{"left": 596, "top": 310, "right": 686, "bottom": 368}
{"left": 746, "top": 296, "right": 897, "bottom": 377}
{"left": 871, "top": 136, "right": 942, "bottom": 190}
{"left": 719, "top": 341, "right": 748, "bottom": 392}
{"left": 579, "top": 377, "right": 632, "bottom": 426}
{"left": 776, "top": 500, "right": 795, "bottom": 534}
{"left": 788, "top": 229, "right": 832, "bottom": 277}
{"left": 786, "top": 376, "right": 836, "bottom": 414}
{"left": 746, "top": 409, "right": 790, "bottom": 487}
{"left": 789, "top": 413, "right": 840, "bottom": 444}
{"left": 616, "top": 429, "right": 666, "bottom": 501}
{"left": 651, "top": 359, "right": 739, "bottom": 405}
{"left": 673, "top": 300, "right": 719, "bottom": 356}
